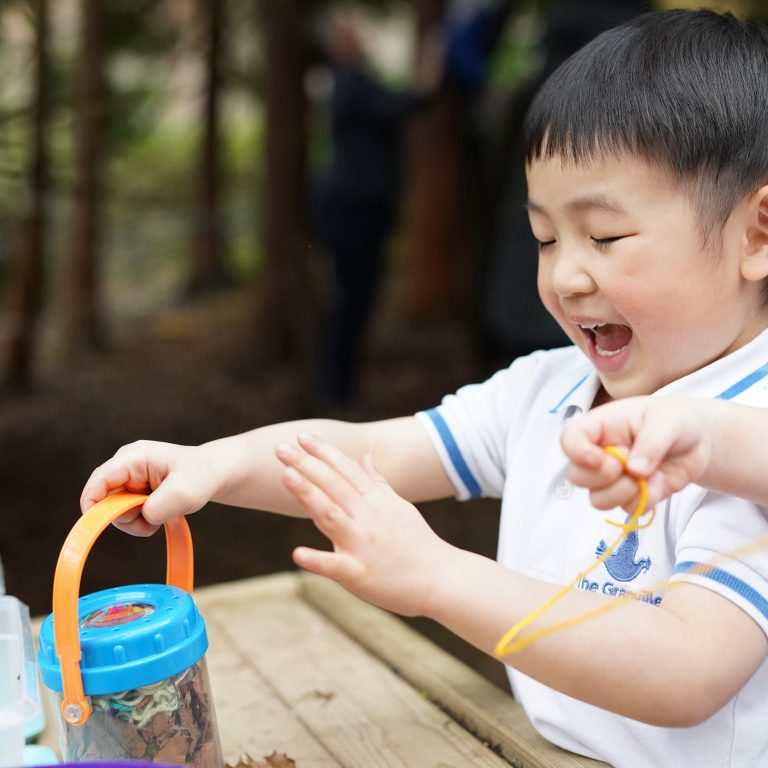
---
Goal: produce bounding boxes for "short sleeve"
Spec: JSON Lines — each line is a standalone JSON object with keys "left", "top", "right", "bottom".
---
{"left": 671, "top": 491, "right": 768, "bottom": 637}
{"left": 415, "top": 353, "right": 550, "bottom": 500}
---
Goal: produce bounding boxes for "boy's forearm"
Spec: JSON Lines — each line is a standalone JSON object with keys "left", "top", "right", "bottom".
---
{"left": 700, "top": 401, "right": 768, "bottom": 506}
{"left": 200, "top": 419, "right": 352, "bottom": 516}
{"left": 424, "top": 545, "right": 765, "bottom": 726}
{"left": 200, "top": 416, "right": 452, "bottom": 514}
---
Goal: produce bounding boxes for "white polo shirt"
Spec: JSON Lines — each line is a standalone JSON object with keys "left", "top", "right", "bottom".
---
{"left": 416, "top": 329, "right": 768, "bottom": 768}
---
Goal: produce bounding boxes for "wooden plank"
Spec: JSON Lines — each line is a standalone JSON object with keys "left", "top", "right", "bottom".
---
{"left": 195, "top": 571, "right": 301, "bottom": 610}
{"left": 301, "top": 573, "right": 608, "bottom": 768}
{"left": 205, "top": 606, "right": 341, "bottom": 767}
{"left": 205, "top": 583, "right": 512, "bottom": 767}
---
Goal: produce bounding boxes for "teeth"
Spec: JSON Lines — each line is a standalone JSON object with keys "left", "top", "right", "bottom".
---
{"left": 595, "top": 346, "right": 623, "bottom": 357}
{"left": 579, "top": 322, "right": 605, "bottom": 330}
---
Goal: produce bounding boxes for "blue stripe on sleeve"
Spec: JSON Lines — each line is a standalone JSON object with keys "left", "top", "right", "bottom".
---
{"left": 674, "top": 561, "right": 768, "bottom": 621}
{"left": 423, "top": 408, "right": 483, "bottom": 499}
{"left": 716, "top": 361, "right": 768, "bottom": 400}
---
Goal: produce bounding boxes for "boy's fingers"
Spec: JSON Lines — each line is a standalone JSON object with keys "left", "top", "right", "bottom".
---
{"left": 275, "top": 441, "right": 362, "bottom": 510}
{"left": 588, "top": 476, "right": 645, "bottom": 512}
{"left": 292, "top": 547, "right": 364, "bottom": 584}
{"left": 80, "top": 464, "right": 147, "bottom": 513}
{"left": 283, "top": 467, "right": 353, "bottom": 539}
{"left": 646, "top": 473, "right": 671, "bottom": 508}
{"left": 360, "top": 453, "right": 388, "bottom": 485}
{"left": 560, "top": 420, "right": 607, "bottom": 469}
{"left": 568, "top": 454, "right": 624, "bottom": 490}
{"left": 140, "top": 474, "right": 209, "bottom": 526}
{"left": 111, "top": 516, "right": 162, "bottom": 538}
{"left": 296, "top": 433, "right": 373, "bottom": 494}
{"left": 623, "top": 398, "right": 701, "bottom": 477}
{"left": 626, "top": 418, "right": 683, "bottom": 477}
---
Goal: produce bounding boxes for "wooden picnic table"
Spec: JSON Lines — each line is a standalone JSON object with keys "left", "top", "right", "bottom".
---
{"left": 36, "top": 571, "right": 607, "bottom": 768}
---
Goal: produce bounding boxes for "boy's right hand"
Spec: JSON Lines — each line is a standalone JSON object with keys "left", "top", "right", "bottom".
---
{"left": 80, "top": 440, "right": 220, "bottom": 536}
{"left": 560, "top": 396, "right": 712, "bottom": 512}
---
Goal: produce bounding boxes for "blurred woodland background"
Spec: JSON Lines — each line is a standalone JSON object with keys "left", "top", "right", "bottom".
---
{"left": 0, "top": 0, "right": 764, "bottom": 686}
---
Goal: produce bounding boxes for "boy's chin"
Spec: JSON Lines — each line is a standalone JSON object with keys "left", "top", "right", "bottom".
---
{"left": 595, "top": 377, "right": 655, "bottom": 404}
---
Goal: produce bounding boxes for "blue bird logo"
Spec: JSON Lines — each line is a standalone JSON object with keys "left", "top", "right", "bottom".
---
{"left": 596, "top": 512, "right": 651, "bottom": 582}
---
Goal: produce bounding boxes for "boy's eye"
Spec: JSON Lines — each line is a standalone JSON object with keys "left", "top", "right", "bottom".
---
{"left": 591, "top": 236, "right": 623, "bottom": 251}
{"left": 535, "top": 239, "right": 556, "bottom": 250}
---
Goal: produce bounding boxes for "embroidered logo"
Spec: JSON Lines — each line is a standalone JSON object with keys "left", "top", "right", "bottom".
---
{"left": 596, "top": 511, "right": 651, "bottom": 582}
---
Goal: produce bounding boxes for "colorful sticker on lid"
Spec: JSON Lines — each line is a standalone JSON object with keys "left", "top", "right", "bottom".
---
{"left": 81, "top": 602, "right": 155, "bottom": 629}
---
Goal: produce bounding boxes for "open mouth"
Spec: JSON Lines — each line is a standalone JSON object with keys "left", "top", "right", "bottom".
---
{"left": 580, "top": 322, "right": 633, "bottom": 362}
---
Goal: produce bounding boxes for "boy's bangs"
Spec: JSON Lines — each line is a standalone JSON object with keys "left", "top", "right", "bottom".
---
{"left": 522, "top": 10, "right": 768, "bottom": 228}
{"left": 523, "top": 23, "right": 668, "bottom": 168}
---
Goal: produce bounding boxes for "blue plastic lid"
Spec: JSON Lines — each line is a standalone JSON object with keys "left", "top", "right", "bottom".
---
{"left": 37, "top": 584, "right": 208, "bottom": 695}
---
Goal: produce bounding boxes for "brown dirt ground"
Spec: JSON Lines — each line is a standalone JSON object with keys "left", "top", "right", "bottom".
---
{"left": 0, "top": 290, "right": 509, "bottom": 689}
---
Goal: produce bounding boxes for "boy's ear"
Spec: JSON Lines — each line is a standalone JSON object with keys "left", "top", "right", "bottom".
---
{"left": 741, "top": 184, "right": 768, "bottom": 282}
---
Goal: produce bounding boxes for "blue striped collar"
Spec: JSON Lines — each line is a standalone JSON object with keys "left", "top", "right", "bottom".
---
{"left": 547, "top": 327, "right": 768, "bottom": 413}
{"left": 548, "top": 370, "right": 598, "bottom": 415}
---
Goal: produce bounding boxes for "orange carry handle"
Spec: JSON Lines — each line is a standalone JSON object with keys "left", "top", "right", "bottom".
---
{"left": 52, "top": 492, "right": 194, "bottom": 726}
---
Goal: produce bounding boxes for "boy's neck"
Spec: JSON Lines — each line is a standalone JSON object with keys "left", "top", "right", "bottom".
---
{"left": 592, "top": 385, "right": 612, "bottom": 408}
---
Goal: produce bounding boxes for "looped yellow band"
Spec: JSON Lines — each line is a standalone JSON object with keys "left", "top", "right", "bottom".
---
{"left": 494, "top": 445, "right": 655, "bottom": 657}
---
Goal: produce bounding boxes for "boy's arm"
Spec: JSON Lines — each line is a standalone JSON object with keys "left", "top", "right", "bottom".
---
{"left": 80, "top": 416, "right": 455, "bottom": 536}
{"left": 427, "top": 549, "right": 766, "bottom": 726}
{"left": 278, "top": 432, "right": 768, "bottom": 727}
{"left": 561, "top": 396, "right": 768, "bottom": 511}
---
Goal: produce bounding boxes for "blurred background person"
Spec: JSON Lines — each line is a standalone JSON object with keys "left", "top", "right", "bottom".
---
{"left": 310, "top": 10, "right": 443, "bottom": 414}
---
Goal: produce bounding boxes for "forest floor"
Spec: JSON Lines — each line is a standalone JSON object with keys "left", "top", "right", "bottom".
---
{"left": 0, "top": 288, "right": 508, "bottom": 689}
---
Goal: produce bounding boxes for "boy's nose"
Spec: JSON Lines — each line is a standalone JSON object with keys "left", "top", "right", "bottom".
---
{"left": 544, "top": 250, "right": 596, "bottom": 298}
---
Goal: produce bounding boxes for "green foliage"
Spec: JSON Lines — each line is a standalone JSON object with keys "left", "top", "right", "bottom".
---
{"left": 313, "top": 0, "right": 403, "bottom": 15}
{"left": 489, "top": 10, "right": 544, "bottom": 88}
{"left": 104, "top": 0, "right": 177, "bottom": 53}
{"left": 100, "top": 1, "right": 183, "bottom": 154}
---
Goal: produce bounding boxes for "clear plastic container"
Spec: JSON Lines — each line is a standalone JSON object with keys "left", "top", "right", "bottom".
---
{"left": 0, "top": 632, "right": 25, "bottom": 768}
{"left": 49, "top": 657, "right": 220, "bottom": 765}
{"left": 37, "top": 492, "right": 223, "bottom": 767}
{"left": 0, "top": 595, "right": 48, "bottom": 767}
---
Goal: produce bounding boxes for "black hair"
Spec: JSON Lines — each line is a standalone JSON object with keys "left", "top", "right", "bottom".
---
{"left": 523, "top": 9, "right": 768, "bottom": 237}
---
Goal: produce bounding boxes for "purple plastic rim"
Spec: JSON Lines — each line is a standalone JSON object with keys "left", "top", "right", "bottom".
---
{"left": 43, "top": 764, "right": 182, "bottom": 767}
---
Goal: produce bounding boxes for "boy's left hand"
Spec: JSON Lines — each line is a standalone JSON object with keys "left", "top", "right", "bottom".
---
{"left": 275, "top": 432, "right": 450, "bottom": 617}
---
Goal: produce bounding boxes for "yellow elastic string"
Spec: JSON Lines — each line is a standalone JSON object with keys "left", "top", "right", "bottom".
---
{"left": 494, "top": 446, "right": 655, "bottom": 657}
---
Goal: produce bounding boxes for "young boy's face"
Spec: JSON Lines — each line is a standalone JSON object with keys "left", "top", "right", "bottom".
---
{"left": 526, "top": 153, "right": 768, "bottom": 401}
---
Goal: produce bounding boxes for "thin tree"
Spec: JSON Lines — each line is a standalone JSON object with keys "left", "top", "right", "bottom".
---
{"left": 186, "top": 0, "right": 232, "bottom": 296}
{"left": 400, "top": 0, "right": 514, "bottom": 326}
{"left": 3, "top": 0, "right": 49, "bottom": 390}
{"left": 398, "top": 0, "right": 465, "bottom": 326}
{"left": 62, "top": 0, "right": 106, "bottom": 355}
{"left": 254, "top": 0, "right": 313, "bottom": 368}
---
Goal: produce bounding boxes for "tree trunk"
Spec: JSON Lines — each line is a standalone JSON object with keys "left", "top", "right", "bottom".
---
{"left": 63, "top": 0, "right": 106, "bottom": 356}
{"left": 3, "top": 0, "right": 49, "bottom": 391}
{"left": 186, "top": 0, "right": 232, "bottom": 296}
{"left": 254, "top": 0, "right": 312, "bottom": 369}
{"left": 400, "top": 0, "right": 467, "bottom": 326}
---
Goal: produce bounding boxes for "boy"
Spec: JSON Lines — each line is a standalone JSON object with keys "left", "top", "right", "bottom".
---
{"left": 82, "top": 10, "right": 768, "bottom": 767}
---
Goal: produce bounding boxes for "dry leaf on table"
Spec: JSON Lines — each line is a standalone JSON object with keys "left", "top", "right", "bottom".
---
{"left": 226, "top": 751, "right": 296, "bottom": 768}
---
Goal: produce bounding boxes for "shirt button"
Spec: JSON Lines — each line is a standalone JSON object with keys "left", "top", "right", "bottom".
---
{"left": 563, "top": 405, "right": 583, "bottom": 422}
{"left": 555, "top": 479, "right": 573, "bottom": 499}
